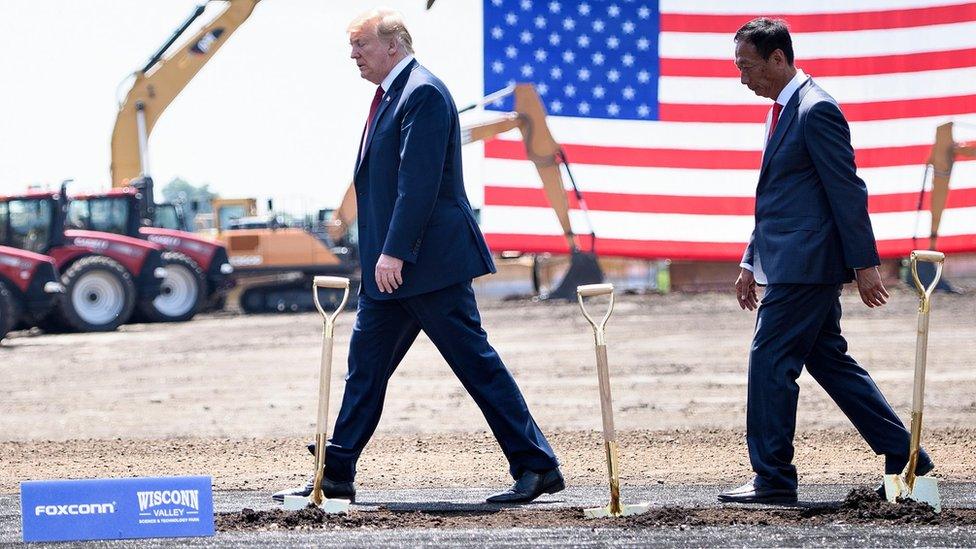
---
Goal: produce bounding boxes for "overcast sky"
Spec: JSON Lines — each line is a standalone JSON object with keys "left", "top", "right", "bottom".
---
{"left": 0, "top": 0, "right": 486, "bottom": 212}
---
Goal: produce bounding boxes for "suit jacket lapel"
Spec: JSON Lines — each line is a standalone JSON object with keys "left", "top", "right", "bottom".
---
{"left": 758, "top": 79, "right": 811, "bottom": 178}
{"left": 355, "top": 59, "right": 417, "bottom": 177}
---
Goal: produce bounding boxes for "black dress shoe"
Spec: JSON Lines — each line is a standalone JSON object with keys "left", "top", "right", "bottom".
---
{"left": 875, "top": 454, "right": 935, "bottom": 499}
{"left": 486, "top": 468, "right": 565, "bottom": 504}
{"left": 718, "top": 479, "right": 797, "bottom": 504}
{"left": 272, "top": 476, "right": 356, "bottom": 503}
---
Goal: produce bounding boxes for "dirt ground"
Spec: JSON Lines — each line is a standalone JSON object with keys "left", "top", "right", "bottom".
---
{"left": 1, "top": 287, "right": 974, "bottom": 494}
{"left": 216, "top": 488, "right": 976, "bottom": 531}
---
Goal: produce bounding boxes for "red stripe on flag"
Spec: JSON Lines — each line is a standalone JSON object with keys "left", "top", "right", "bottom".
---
{"left": 484, "top": 187, "right": 976, "bottom": 215}
{"left": 660, "top": 3, "right": 976, "bottom": 33}
{"left": 486, "top": 140, "right": 976, "bottom": 169}
{"left": 485, "top": 233, "right": 747, "bottom": 261}
{"left": 658, "top": 94, "right": 976, "bottom": 123}
{"left": 661, "top": 48, "right": 976, "bottom": 78}
{"left": 486, "top": 138, "right": 758, "bottom": 168}
{"left": 877, "top": 234, "right": 976, "bottom": 257}
{"left": 484, "top": 233, "right": 976, "bottom": 261}
{"left": 485, "top": 186, "right": 755, "bottom": 215}
{"left": 870, "top": 187, "right": 976, "bottom": 212}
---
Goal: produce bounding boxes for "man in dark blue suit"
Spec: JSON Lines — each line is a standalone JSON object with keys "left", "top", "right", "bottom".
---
{"left": 718, "top": 18, "right": 933, "bottom": 504}
{"left": 273, "top": 8, "right": 562, "bottom": 505}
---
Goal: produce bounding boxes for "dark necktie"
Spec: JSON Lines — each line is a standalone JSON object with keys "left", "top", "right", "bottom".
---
{"left": 359, "top": 86, "right": 385, "bottom": 161}
{"left": 767, "top": 102, "right": 783, "bottom": 144}
{"left": 365, "top": 86, "right": 384, "bottom": 134}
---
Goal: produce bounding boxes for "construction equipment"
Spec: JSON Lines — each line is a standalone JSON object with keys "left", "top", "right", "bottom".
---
{"left": 207, "top": 197, "right": 358, "bottom": 313}
{"left": 910, "top": 122, "right": 976, "bottom": 291}
{"left": 0, "top": 246, "right": 63, "bottom": 340}
{"left": 104, "top": 3, "right": 258, "bottom": 314}
{"left": 67, "top": 180, "right": 234, "bottom": 321}
{"left": 330, "top": 84, "right": 604, "bottom": 300}
{"left": 111, "top": 0, "right": 261, "bottom": 187}
{"left": 283, "top": 276, "right": 352, "bottom": 513}
{"left": 0, "top": 184, "right": 166, "bottom": 332}
{"left": 577, "top": 283, "right": 649, "bottom": 519}
{"left": 883, "top": 250, "right": 945, "bottom": 513}
{"left": 920, "top": 122, "right": 975, "bottom": 251}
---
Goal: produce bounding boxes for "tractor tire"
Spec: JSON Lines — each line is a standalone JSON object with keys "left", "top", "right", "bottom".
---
{"left": 58, "top": 255, "right": 136, "bottom": 332}
{"left": 137, "top": 251, "right": 205, "bottom": 323}
{"left": 0, "top": 281, "right": 14, "bottom": 341}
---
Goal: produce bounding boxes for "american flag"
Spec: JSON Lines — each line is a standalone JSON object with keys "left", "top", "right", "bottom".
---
{"left": 478, "top": 0, "right": 976, "bottom": 261}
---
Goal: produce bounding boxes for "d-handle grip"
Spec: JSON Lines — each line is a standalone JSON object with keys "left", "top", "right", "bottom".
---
{"left": 314, "top": 276, "right": 350, "bottom": 290}
{"left": 577, "top": 283, "right": 614, "bottom": 297}
{"left": 909, "top": 250, "right": 945, "bottom": 300}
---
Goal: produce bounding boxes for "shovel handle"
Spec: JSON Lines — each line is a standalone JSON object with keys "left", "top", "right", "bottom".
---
{"left": 909, "top": 250, "right": 945, "bottom": 307}
{"left": 578, "top": 283, "right": 614, "bottom": 297}
{"left": 577, "top": 284, "right": 615, "bottom": 344}
{"left": 312, "top": 277, "right": 351, "bottom": 334}
{"left": 904, "top": 250, "right": 945, "bottom": 488}
{"left": 314, "top": 276, "right": 351, "bottom": 290}
{"left": 309, "top": 278, "right": 347, "bottom": 505}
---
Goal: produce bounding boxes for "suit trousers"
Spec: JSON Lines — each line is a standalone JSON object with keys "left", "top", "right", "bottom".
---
{"left": 324, "top": 281, "right": 559, "bottom": 482}
{"left": 747, "top": 283, "right": 912, "bottom": 490}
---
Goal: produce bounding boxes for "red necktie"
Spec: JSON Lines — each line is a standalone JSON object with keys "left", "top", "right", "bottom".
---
{"left": 365, "top": 86, "right": 384, "bottom": 134}
{"left": 767, "top": 102, "right": 783, "bottom": 143}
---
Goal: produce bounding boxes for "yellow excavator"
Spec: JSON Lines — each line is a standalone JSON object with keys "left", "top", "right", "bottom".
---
{"left": 104, "top": 0, "right": 356, "bottom": 313}
{"left": 111, "top": 0, "right": 260, "bottom": 186}
{"left": 912, "top": 122, "right": 976, "bottom": 291}
{"left": 68, "top": 1, "right": 263, "bottom": 317}
{"left": 924, "top": 122, "right": 975, "bottom": 251}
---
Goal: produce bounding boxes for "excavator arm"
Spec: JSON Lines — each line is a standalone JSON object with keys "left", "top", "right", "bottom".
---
{"left": 328, "top": 84, "right": 580, "bottom": 251}
{"left": 111, "top": 0, "right": 261, "bottom": 187}
{"left": 926, "top": 122, "right": 976, "bottom": 249}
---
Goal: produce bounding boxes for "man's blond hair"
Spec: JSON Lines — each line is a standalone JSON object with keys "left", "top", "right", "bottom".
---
{"left": 348, "top": 8, "right": 414, "bottom": 54}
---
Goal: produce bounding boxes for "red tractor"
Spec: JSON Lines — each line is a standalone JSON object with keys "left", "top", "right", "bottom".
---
{"left": 0, "top": 246, "right": 63, "bottom": 341}
{"left": 0, "top": 184, "right": 166, "bottom": 332}
{"left": 67, "top": 177, "right": 234, "bottom": 321}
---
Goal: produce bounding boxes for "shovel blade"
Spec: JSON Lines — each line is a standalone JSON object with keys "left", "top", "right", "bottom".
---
{"left": 282, "top": 495, "right": 351, "bottom": 513}
{"left": 583, "top": 502, "right": 651, "bottom": 519}
{"left": 883, "top": 474, "right": 941, "bottom": 513}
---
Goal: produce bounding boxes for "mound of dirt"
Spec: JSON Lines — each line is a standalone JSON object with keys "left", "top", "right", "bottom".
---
{"left": 217, "top": 490, "right": 976, "bottom": 531}
{"left": 832, "top": 487, "right": 941, "bottom": 524}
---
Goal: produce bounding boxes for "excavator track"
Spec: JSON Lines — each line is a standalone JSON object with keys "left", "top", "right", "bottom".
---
{"left": 238, "top": 274, "right": 358, "bottom": 314}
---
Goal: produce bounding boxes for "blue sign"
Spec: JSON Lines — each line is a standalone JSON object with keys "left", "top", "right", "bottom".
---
{"left": 20, "top": 476, "right": 214, "bottom": 543}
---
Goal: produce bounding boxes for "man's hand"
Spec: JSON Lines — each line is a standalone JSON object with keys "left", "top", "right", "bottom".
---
{"left": 375, "top": 253, "right": 404, "bottom": 293}
{"left": 735, "top": 268, "right": 759, "bottom": 311}
{"left": 855, "top": 266, "right": 889, "bottom": 308}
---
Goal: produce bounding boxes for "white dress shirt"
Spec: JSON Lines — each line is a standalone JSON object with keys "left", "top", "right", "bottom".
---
{"left": 741, "top": 68, "right": 809, "bottom": 285}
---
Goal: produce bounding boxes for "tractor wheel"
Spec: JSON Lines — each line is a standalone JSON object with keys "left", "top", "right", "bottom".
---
{"left": 58, "top": 255, "right": 136, "bottom": 332}
{"left": 0, "top": 281, "right": 14, "bottom": 341}
{"left": 138, "top": 251, "right": 205, "bottom": 322}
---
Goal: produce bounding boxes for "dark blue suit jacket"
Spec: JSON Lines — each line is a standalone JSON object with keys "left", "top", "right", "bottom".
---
{"left": 353, "top": 60, "right": 496, "bottom": 300}
{"left": 742, "top": 78, "right": 880, "bottom": 285}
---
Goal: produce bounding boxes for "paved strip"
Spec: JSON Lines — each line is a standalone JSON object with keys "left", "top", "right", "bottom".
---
{"left": 2, "top": 484, "right": 974, "bottom": 548}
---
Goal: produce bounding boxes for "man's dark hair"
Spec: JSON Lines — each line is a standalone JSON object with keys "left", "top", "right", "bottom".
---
{"left": 735, "top": 18, "right": 794, "bottom": 65}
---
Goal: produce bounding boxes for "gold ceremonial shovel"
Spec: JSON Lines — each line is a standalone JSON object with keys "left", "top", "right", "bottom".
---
{"left": 882, "top": 250, "right": 945, "bottom": 513}
{"left": 283, "top": 276, "right": 352, "bottom": 513}
{"left": 577, "top": 283, "right": 650, "bottom": 519}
